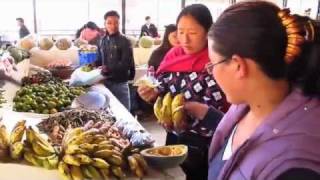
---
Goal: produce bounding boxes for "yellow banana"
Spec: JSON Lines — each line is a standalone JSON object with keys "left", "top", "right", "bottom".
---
{"left": 107, "top": 155, "right": 123, "bottom": 166}
{"left": 79, "top": 143, "right": 98, "bottom": 153}
{"left": 65, "top": 145, "right": 86, "bottom": 155}
{"left": 26, "top": 127, "right": 35, "bottom": 143}
{"left": 161, "top": 92, "right": 173, "bottom": 126}
{"left": 0, "top": 124, "right": 9, "bottom": 148}
{"left": 92, "top": 158, "right": 110, "bottom": 169}
{"left": 63, "top": 154, "right": 81, "bottom": 166}
{"left": 87, "top": 165, "right": 103, "bottom": 179}
{"left": 24, "top": 151, "right": 42, "bottom": 167}
{"left": 62, "top": 127, "right": 84, "bottom": 145}
{"left": 75, "top": 154, "right": 92, "bottom": 164}
{"left": 132, "top": 153, "right": 148, "bottom": 172}
{"left": 92, "top": 135, "right": 107, "bottom": 144}
{"left": 70, "top": 165, "right": 84, "bottom": 180}
{"left": 47, "top": 155, "right": 59, "bottom": 169}
{"left": 58, "top": 161, "right": 72, "bottom": 180}
{"left": 135, "top": 166, "right": 144, "bottom": 178}
{"left": 153, "top": 96, "right": 163, "bottom": 123}
{"left": 111, "top": 166, "right": 126, "bottom": 179}
{"left": 127, "top": 155, "right": 138, "bottom": 171}
{"left": 93, "top": 149, "right": 113, "bottom": 159}
{"left": 96, "top": 143, "right": 113, "bottom": 151}
{"left": 10, "top": 141, "right": 24, "bottom": 160}
{"left": 10, "top": 120, "right": 26, "bottom": 144}
{"left": 32, "top": 140, "right": 55, "bottom": 156}
{"left": 171, "top": 94, "right": 187, "bottom": 132}
{"left": 42, "top": 159, "right": 51, "bottom": 170}
{"left": 99, "top": 168, "right": 110, "bottom": 179}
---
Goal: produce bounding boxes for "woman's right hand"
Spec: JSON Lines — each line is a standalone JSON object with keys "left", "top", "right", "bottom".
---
{"left": 137, "top": 85, "right": 159, "bottom": 103}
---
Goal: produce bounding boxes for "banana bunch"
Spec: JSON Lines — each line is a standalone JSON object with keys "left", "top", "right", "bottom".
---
{"left": 0, "top": 120, "right": 26, "bottom": 162}
{"left": 23, "top": 126, "right": 59, "bottom": 169}
{"left": 127, "top": 153, "right": 148, "bottom": 178}
{"left": 59, "top": 127, "right": 127, "bottom": 180}
{"left": 154, "top": 92, "right": 187, "bottom": 132}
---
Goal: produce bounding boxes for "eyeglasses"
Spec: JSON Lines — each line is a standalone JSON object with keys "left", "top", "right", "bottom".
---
{"left": 205, "top": 58, "right": 230, "bottom": 75}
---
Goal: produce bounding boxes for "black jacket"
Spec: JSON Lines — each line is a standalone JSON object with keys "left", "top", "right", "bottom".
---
{"left": 19, "top": 25, "right": 30, "bottom": 39}
{"left": 95, "top": 32, "right": 135, "bottom": 83}
{"left": 140, "top": 24, "right": 158, "bottom": 38}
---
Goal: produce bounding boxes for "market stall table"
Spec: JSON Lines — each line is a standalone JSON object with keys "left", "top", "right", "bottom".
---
{"left": 0, "top": 79, "right": 186, "bottom": 180}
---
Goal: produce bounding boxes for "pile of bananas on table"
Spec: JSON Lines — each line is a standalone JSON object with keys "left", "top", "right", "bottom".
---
{"left": 0, "top": 120, "right": 149, "bottom": 180}
{"left": 154, "top": 92, "right": 188, "bottom": 132}
{"left": 0, "top": 89, "right": 6, "bottom": 108}
{"left": 59, "top": 122, "right": 148, "bottom": 180}
{"left": 0, "top": 120, "right": 59, "bottom": 168}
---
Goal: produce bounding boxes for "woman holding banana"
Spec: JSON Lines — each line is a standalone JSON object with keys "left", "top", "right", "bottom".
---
{"left": 138, "top": 4, "right": 228, "bottom": 180}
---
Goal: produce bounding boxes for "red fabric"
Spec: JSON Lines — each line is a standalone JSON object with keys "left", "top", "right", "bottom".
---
{"left": 156, "top": 46, "right": 209, "bottom": 75}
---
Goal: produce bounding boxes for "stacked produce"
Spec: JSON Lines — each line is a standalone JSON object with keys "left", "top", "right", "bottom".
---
{"left": 13, "top": 81, "right": 86, "bottom": 113}
{"left": 21, "top": 71, "right": 61, "bottom": 85}
{"left": 0, "top": 89, "right": 6, "bottom": 108}
{"left": 24, "top": 126, "right": 59, "bottom": 169}
{"left": 55, "top": 38, "right": 72, "bottom": 50}
{"left": 37, "top": 109, "right": 116, "bottom": 145}
{"left": 58, "top": 121, "right": 148, "bottom": 179}
{"left": 7, "top": 46, "right": 30, "bottom": 64}
{"left": 39, "top": 37, "right": 54, "bottom": 50}
{"left": 154, "top": 93, "right": 187, "bottom": 132}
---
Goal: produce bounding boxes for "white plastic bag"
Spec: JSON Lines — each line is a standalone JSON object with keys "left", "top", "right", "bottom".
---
{"left": 69, "top": 67, "right": 104, "bottom": 86}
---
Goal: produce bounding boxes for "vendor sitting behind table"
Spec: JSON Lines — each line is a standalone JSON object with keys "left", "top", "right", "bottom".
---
{"left": 94, "top": 10, "right": 135, "bottom": 110}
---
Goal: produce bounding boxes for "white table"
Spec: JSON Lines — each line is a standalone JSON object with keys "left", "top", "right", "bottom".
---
{"left": 0, "top": 82, "right": 185, "bottom": 180}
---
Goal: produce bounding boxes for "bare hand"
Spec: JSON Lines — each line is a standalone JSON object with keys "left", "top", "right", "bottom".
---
{"left": 184, "top": 101, "right": 209, "bottom": 120}
{"left": 137, "top": 85, "right": 159, "bottom": 103}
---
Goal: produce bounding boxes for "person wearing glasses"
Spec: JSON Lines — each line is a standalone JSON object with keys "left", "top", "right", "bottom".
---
{"left": 138, "top": 4, "right": 228, "bottom": 180}
{"left": 203, "top": 1, "right": 320, "bottom": 179}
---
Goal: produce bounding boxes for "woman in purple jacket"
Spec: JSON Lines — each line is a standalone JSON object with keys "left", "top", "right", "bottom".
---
{"left": 202, "top": 1, "right": 320, "bottom": 180}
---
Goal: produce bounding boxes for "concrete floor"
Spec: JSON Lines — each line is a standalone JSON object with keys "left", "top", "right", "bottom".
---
{"left": 138, "top": 112, "right": 167, "bottom": 146}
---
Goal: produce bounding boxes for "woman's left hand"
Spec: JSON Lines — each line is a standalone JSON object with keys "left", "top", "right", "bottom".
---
{"left": 184, "top": 101, "right": 209, "bottom": 120}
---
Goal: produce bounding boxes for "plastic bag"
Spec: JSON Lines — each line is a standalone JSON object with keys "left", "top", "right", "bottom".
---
{"left": 69, "top": 67, "right": 104, "bottom": 86}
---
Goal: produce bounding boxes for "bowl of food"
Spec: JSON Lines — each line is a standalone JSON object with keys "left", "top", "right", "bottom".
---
{"left": 140, "top": 144, "right": 188, "bottom": 169}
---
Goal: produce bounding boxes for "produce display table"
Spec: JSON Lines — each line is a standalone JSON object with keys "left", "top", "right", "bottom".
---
{"left": 0, "top": 80, "right": 186, "bottom": 180}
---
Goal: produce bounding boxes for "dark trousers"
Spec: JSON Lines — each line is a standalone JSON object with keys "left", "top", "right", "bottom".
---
{"left": 104, "top": 81, "right": 130, "bottom": 110}
{"left": 166, "top": 132, "right": 211, "bottom": 180}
